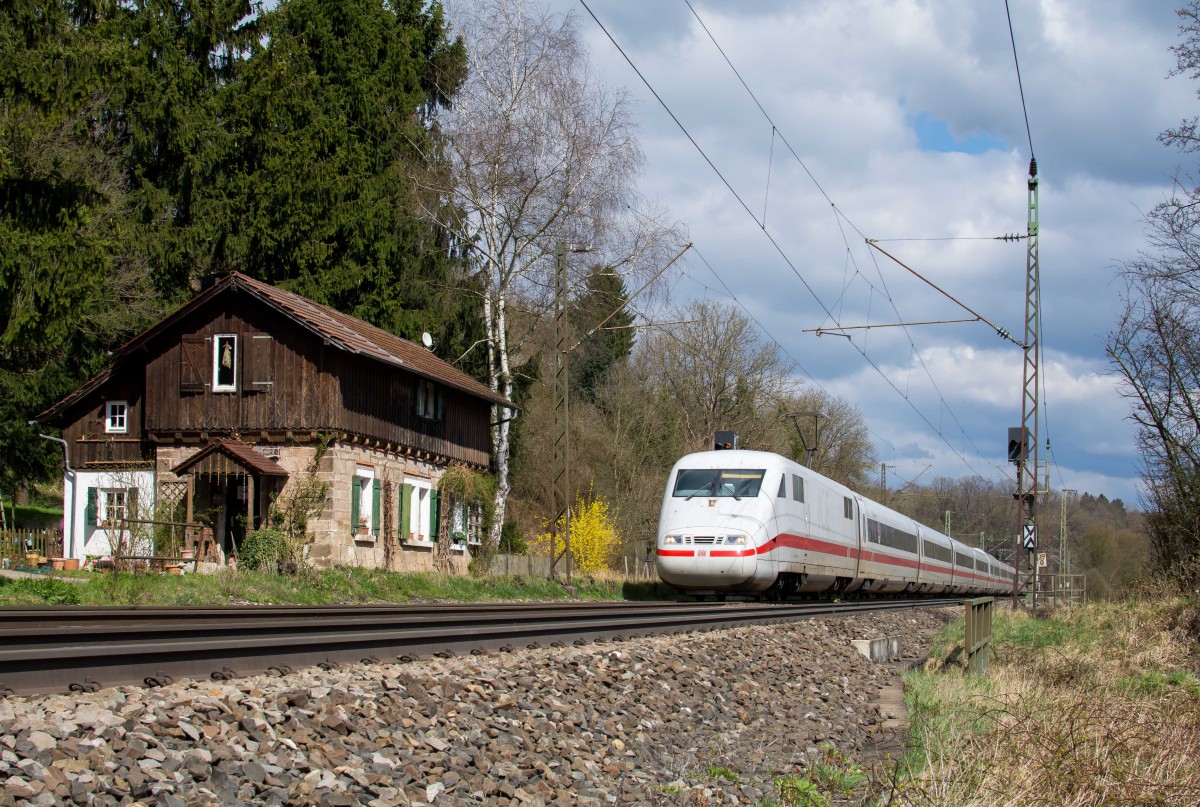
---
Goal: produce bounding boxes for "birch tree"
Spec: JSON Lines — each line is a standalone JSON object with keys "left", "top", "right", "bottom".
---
{"left": 435, "top": 0, "right": 669, "bottom": 549}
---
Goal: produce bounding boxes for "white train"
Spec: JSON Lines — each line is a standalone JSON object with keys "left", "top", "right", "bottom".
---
{"left": 656, "top": 449, "right": 1014, "bottom": 599}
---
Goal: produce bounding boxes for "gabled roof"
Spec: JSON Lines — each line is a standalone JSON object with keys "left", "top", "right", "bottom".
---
{"left": 40, "top": 271, "right": 513, "bottom": 421}
{"left": 173, "top": 438, "right": 290, "bottom": 477}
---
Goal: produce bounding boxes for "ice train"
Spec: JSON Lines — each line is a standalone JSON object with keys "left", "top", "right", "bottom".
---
{"left": 656, "top": 449, "right": 1014, "bottom": 599}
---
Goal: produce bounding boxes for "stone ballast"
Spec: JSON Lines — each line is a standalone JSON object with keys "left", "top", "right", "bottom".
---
{"left": 0, "top": 608, "right": 955, "bottom": 806}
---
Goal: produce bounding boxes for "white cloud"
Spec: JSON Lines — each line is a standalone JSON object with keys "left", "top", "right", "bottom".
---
{"left": 504, "top": 0, "right": 1188, "bottom": 503}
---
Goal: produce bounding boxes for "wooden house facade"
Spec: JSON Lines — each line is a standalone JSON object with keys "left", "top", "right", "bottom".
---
{"left": 39, "top": 272, "right": 512, "bottom": 571}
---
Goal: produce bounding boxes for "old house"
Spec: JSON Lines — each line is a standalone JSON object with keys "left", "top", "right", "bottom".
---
{"left": 37, "top": 272, "right": 512, "bottom": 571}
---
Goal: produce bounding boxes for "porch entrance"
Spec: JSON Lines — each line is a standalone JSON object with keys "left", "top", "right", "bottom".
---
{"left": 172, "top": 439, "right": 289, "bottom": 564}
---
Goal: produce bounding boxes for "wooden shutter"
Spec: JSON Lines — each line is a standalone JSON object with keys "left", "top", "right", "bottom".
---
{"left": 85, "top": 487, "right": 97, "bottom": 527}
{"left": 399, "top": 483, "right": 412, "bottom": 541}
{"left": 127, "top": 488, "right": 138, "bottom": 523}
{"left": 371, "top": 479, "right": 381, "bottom": 537}
{"left": 351, "top": 477, "right": 361, "bottom": 536}
{"left": 430, "top": 489, "right": 440, "bottom": 542}
{"left": 248, "top": 334, "right": 274, "bottom": 392}
{"left": 180, "top": 335, "right": 208, "bottom": 392}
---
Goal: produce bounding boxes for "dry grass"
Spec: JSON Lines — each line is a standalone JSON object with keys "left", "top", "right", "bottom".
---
{"left": 887, "top": 598, "right": 1200, "bottom": 806}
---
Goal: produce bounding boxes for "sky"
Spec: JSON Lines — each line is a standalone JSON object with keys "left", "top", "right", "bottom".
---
{"left": 486, "top": 0, "right": 1198, "bottom": 508}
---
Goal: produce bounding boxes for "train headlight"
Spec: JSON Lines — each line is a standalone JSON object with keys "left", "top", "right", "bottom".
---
{"left": 663, "top": 535, "right": 679, "bottom": 545}
{"left": 724, "top": 535, "right": 746, "bottom": 545}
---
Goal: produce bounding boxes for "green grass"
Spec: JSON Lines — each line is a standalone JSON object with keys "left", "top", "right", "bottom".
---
{"left": 3, "top": 503, "right": 63, "bottom": 529}
{"left": 704, "top": 764, "right": 739, "bottom": 783}
{"left": 0, "top": 566, "right": 673, "bottom": 607}
{"left": 1113, "top": 669, "right": 1200, "bottom": 697}
{"left": 898, "top": 599, "right": 1200, "bottom": 805}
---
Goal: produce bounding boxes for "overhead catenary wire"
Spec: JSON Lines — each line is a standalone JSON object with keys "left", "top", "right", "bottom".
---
{"left": 678, "top": 0, "right": 1015, "bottom": 478}
{"left": 1004, "top": 0, "right": 1036, "bottom": 162}
{"left": 584, "top": 1, "right": 1014, "bottom": 482}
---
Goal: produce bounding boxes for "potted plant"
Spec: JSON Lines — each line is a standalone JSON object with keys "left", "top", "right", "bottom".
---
{"left": 357, "top": 518, "right": 370, "bottom": 536}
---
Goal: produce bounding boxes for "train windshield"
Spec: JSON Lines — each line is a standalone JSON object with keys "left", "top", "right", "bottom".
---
{"left": 672, "top": 468, "right": 766, "bottom": 499}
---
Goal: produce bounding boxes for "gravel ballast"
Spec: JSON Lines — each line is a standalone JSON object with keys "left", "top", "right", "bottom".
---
{"left": 1, "top": 607, "right": 956, "bottom": 806}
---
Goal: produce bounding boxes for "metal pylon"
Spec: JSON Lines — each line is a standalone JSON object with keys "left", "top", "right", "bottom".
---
{"left": 1013, "top": 158, "right": 1040, "bottom": 607}
{"left": 550, "top": 242, "right": 571, "bottom": 580}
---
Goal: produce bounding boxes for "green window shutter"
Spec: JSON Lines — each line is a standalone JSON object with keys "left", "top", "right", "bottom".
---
{"left": 86, "top": 487, "right": 97, "bottom": 527}
{"left": 351, "top": 477, "right": 361, "bottom": 536}
{"left": 399, "top": 483, "right": 412, "bottom": 542}
{"left": 372, "top": 479, "right": 381, "bottom": 536}
{"left": 430, "top": 489, "right": 440, "bottom": 542}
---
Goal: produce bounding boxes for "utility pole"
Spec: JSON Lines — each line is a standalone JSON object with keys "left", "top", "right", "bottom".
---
{"left": 944, "top": 510, "right": 952, "bottom": 538}
{"left": 549, "top": 242, "right": 690, "bottom": 582}
{"left": 879, "top": 463, "right": 895, "bottom": 500}
{"left": 550, "top": 242, "right": 573, "bottom": 582}
{"left": 1060, "top": 488, "right": 1076, "bottom": 601}
{"left": 1013, "top": 157, "right": 1040, "bottom": 609}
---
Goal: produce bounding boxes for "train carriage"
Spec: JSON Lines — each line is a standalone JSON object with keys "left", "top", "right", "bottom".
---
{"left": 656, "top": 448, "right": 1014, "bottom": 599}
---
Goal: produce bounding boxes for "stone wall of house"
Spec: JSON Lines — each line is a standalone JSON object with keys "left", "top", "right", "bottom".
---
{"left": 155, "top": 440, "right": 469, "bottom": 574}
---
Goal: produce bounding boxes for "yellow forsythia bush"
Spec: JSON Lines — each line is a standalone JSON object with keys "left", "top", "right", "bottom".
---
{"left": 534, "top": 488, "right": 620, "bottom": 573}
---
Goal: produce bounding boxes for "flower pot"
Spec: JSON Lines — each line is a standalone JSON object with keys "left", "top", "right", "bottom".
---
{"left": 180, "top": 549, "right": 195, "bottom": 561}
{"left": 50, "top": 558, "right": 65, "bottom": 571}
{"left": 165, "top": 564, "right": 182, "bottom": 575}
{"left": 63, "top": 559, "right": 80, "bottom": 571}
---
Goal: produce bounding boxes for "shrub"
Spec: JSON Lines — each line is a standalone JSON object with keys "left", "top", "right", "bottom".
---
{"left": 238, "top": 529, "right": 290, "bottom": 573}
{"left": 533, "top": 486, "right": 620, "bottom": 573}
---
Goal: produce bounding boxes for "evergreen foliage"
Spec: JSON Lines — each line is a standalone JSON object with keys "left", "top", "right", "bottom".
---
{"left": 568, "top": 265, "right": 634, "bottom": 402}
{"left": 1, "top": 0, "right": 482, "bottom": 500}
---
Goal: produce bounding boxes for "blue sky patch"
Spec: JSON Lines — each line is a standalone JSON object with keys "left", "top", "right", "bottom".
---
{"left": 909, "top": 112, "right": 1005, "bottom": 154}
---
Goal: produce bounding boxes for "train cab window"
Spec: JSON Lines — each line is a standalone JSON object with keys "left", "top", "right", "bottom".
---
{"left": 843, "top": 497, "right": 853, "bottom": 519}
{"left": 777, "top": 476, "right": 786, "bottom": 498}
{"left": 673, "top": 468, "right": 766, "bottom": 498}
{"left": 792, "top": 475, "right": 804, "bottom": 503}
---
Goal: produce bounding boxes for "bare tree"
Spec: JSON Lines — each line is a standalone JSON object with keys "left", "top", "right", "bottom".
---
{"left": 762, "top": 389, "right": 875, "bottom": 490}
{"left": 1104, "top": 2, "right": 1200, "bottom": 589}
{"left": 637, "top": 300, "right": 798, "bottom": 452}
{"left": 426, "top": 0, "right": 672, "bottom": 550}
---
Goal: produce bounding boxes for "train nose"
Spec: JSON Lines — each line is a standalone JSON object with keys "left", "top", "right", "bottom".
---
{"left": 655, "top": 532, "right": 757, "bottom": 589}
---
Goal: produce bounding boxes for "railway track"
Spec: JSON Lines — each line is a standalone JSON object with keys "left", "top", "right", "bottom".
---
{"left": 0, "top": 598, "right": 960, "bottom": 697}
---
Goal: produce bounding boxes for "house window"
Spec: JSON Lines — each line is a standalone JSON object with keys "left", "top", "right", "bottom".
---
{"left": 400, "top": 479, "right": 434, "bottom": 542}
{"left": 213, "top": 334, "right": 237, "bottom": 392}
{"left": 415, "top": 379, "right": 443, "bottom": 421}
{"left": 351, "top": 468, "right": 379, "bottom": 538}
{"left": 105, "top": 401, "right": 128, "bottom": 434}
{"left": 101, "top": 489, "right": 127, "bottom": 526}
{"left": 452, "top": 501, "right": 483, "bottom": 545}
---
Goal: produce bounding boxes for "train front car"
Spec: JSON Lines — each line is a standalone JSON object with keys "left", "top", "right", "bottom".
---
{"left": 656, "top": 451, "right": 778, "bottom": 594}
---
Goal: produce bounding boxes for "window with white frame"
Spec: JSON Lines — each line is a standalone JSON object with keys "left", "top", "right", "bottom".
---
{"left": 105, "top": 401, "right": 128, "bottom": 434}
{"left": 453, "top": 501, "right": 483, "bottom": 545}
{"left": 353, "top": 467, "right": 375, "bottom": 535}
{"left": 101, "top": 489, "right": 128, "bottom": 526}
{"left": 405, "top": 479, "right": 432, "bottom": 541}
{"left": 213, "top": 334, "right": 238, "bottom": 392}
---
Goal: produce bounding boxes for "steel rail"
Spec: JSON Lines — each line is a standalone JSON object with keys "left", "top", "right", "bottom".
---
{"left": 0, "top": 599, "right": 957, "bottom": 697}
